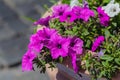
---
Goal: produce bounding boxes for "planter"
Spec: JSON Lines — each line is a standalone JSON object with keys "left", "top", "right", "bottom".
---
{"left": 45, "top": 59, "right": 91, "bottom": 80}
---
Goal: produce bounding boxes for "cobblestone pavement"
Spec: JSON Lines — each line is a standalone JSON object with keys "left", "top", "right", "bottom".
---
{"left": 0, "top": 0, "right": 54, "bottom": 80}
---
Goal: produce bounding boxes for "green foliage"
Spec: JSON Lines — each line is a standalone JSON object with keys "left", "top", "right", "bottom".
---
{"left": 62, "top": 0, "right": 71, "bottom": 4}
{"left": 82, "top": 34, "right": 120, "bottom": 79}
{"left": 23, "top": 16, "right": 36, "bottom": 22}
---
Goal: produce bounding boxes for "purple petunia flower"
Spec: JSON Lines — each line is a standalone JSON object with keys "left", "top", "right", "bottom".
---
{"left": 34, "top": 16, "right": 51, "bottom": 27}
{"left": 70, "top": 52, "right": 78, "bottom": 73}
{"left": 92, "top": 36, "right": 105, "bottom": 52}
{"left": 50, "top": 35, "right": 70, "bottom": 59}
{"left": 69, "top": 37, "right": 83, "bottom": 72}
{"left": 100, "top": 17, "right": 110, "bottom": 26}
{"left": 37, "top": 28, "right": 58, "bottom": 49}
{"left": 28, "top": 33, "right": 43, "bottom": 53}
{"left": 80, "top": 8, "right": 95, "bottom": 21}
{"left": 97, "top": 7, "right": 110, "bottom": 26}
{"left": 72, "top": 6, "right": 94, "bottom": 21}
{"left": 60, "top": 11, "right": 77, "bottom": 22}
{"left": 22, "top": 50, "right": 37, "bottom": 71}
{"left": 52, "top": 4, "right": 70, "bottom": 19}
{"left": 72, "top": 6, "right": 82, "bottom": 19}
{"left": 69, "top": 37, "right": 83, "bottom": 54}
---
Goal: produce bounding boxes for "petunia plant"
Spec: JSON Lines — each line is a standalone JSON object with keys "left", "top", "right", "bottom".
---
{"left": 22, "top": 0, "right": 120, "bottom": 79}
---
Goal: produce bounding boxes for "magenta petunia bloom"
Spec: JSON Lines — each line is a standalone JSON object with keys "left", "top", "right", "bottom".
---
{"left": 70, "top": 52, "right": 78, "bottom": 73}
{"left": 97, "top": 7, "right": 110, "bottom": 26}
{"left": 100, "top": 17, "right": 110, "bottom": 26}
{"left": 22, "top": 50, "right": 37, "bottom": 71}
{"left": 72, "top": 6, "right": 82, "bottom": 19}
{"left": 69, "top": 37, "right": 83, "bottom": 72}
{"left": 37, "top": 28, "right": 58, "bottom": 48}
{"left": 80, "top": 8, "right": 95, "bottom": 21}
{"left": 28, "top": 33, "right": 43, "bottom": 53}
{"left": 52, "top": 4, "right": 70, "bottom": 19}
{"left": 50, "top": 35, "right": 70, "bottom": 59}
{"left": 69, "top": 37, "right": 83, "bottom": 54}
{"left": 72, "top": 6, "right": 94, "bottom": 21}
{"left": 92, "top": 36, "right": 105, "bottom": 52}
{"left": 60, "top": 11, "right": 77, "bottom": 22}
{"left": 34, "top": 16, "right": 51, "bottom": 27}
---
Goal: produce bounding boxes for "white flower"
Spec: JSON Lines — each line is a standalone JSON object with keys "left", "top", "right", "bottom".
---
{"left": 102, "top": 2, "right": 120, "bottom": 17}
{"left": 70, "top": 0, "right": 81, "bottom": 8}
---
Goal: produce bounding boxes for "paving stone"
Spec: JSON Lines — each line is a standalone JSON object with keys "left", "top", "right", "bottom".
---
{"left": 0, "top": 67, "right": 49, "bottom": 80}
{"left": 0, "top": 48, "right": 8, "bottom": 67}
{"left": 0, "top": 0, "right": 32, "bottom": 33}
{"left": 0, "top": 1, "right": 16, "bottom": 18}
{"left": 0, "top": 36, "right": 29, "bottom": 66}
{"left": 4, "top": 0, "right": 53, "bottom": 19}
{"left": 3, "top": 15, "right": 30, "bottom": 33}
{"left": 0, "top": 22, "right": 16, "bottom": 41}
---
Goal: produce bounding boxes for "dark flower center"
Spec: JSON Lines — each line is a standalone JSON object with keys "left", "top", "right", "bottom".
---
{"left": 67, "top": 14, "right": 71, "bottom": 18}
{"left": 112, "top": 8, "right": 116, "bottom": 12}
{"left": 27, "top": 55, "right": 30, "bottom": 59}
{"left": 70, "top": 42, "right": 75, "bottom": 47}
{"left": 57, "top": 44, "right": 62, "bottom": 49}
{"left": 46, "top": 35, "right": 50, "bottom": 39}
{"left": 44, "top": 40, "right": 49, "bottom": 45}
{"left": 99, "top": 13, "right": 103, "bottom": 17}
{"left": 59, "top": 12, "right": 63, "bottom": 16}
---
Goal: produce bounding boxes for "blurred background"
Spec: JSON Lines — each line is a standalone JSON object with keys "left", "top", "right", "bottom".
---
{"left": 0, "top": 0, "right": 56, "bottom": 80}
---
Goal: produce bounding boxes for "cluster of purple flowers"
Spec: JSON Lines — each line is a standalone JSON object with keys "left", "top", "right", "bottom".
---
{"left": 22, "top": 28, "right": 83, "bottom": 72}
{"left": 52, "top": 4, "right": 95, "bottom": 22}
{"left": 97, "top": 7, "right": 110, "bottom": 26}
{"left": 34, "top": 16, "right": 51, "bottom": 27}
{"left": 34, "top": 4, "right": 110, "bottom": 27}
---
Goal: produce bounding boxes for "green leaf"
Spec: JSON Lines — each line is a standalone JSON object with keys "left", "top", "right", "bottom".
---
{"left": 49, "top": 0, "right": 57, "bottom": 4}
{"left": 99, "top": 71, "right": 106, "bottom": 78}
{"left": 103, "top": 0, "right": 110, "bottom": 4}
{"left": 65, "top": 30, "right": 73, "bottom": 35}
{"left": 112, "top": 22, "right": 117, "bottom": 27}
{"left": 85, "top": 40, "right": 91, "bottom": 48}
{"left": 83, "top": 29, "right": 89, "bottom": 36}
{"left": 104, "top": 29, "right": 111, "bottom": 39}
{"left": 48, "top": 62, "right": 56, "bottom": 69}
{"left": 33, "top": 27, "right": 37, "bottom": 33}
{"left": 86, "top": 60, "right": 90, "bottom": 68}
{"left": 62, "top": 0, "right": 70, "bottom": 4}
{"left": 115, "top": 58, "right": 120, "bottom": 65}
{"left": 43, "top": 4, "right": 49, "bottom": 11}
{"left": 102, "top": 61, "right": 109, "bottom": 67}
{"left": 39, "top": 59, "right": 46, "bottom": 66}
{"left": 100, "top": 55, "right": 114, "bottom": 61}
{"left": 23, "top": 16, "right": 36, "bottom": 22}
{"left": 59, "top": 57, "right": 63, "bottom": 63}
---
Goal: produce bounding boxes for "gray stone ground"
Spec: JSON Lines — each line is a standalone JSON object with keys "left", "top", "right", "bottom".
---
{"left": 0, "top": 0, "right": 54, "bottom": 80}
